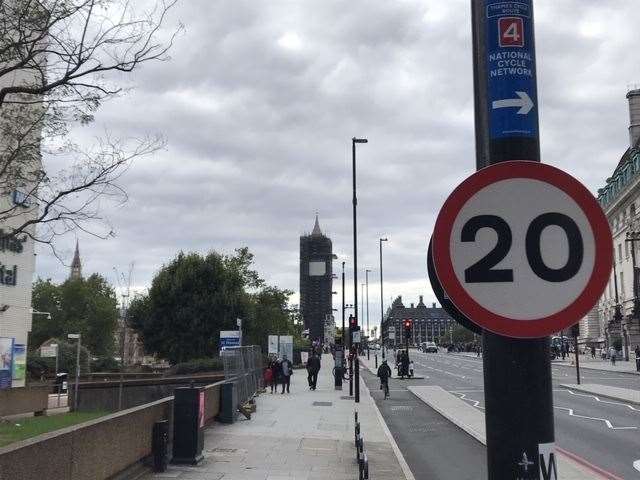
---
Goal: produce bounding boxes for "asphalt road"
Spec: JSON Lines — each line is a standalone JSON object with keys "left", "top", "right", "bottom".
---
{"left": 361, "top": 368, "right": 487, "bottom": 480}
{"left": 375, "top": 350, "right": 640, "bottom": 479}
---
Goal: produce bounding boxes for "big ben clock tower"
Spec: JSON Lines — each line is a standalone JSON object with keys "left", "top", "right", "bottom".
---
{"left": 299, "top": 215, "right": 334, "bottom": 343}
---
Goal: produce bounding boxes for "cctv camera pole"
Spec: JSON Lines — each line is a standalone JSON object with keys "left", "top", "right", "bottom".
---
{"left": 472, "top": 1, "right": 554, "bottom": 478}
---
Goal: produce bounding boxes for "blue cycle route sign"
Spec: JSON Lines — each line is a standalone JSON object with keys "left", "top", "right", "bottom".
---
{"left": 485, "top": 1, "right": 538, "bottom": 140}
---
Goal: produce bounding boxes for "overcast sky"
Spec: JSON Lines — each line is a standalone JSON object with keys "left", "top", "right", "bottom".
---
{"left": 36, "top": 0, "right": 640, "bottom": 323}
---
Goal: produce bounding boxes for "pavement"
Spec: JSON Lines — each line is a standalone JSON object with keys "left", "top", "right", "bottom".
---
{"left": 560, "top": 383, "right": 640, "bottom": 405}
{"left": 144, "top": 355, "right": 409, "bottom": 480}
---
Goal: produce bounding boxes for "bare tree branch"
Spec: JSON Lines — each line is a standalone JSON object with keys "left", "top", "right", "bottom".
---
{"left": 0, "top": 0, "right": 181, "bottom": 248}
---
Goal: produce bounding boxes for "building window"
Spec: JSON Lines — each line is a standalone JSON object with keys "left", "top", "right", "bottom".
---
{"left": 618, "top": 244, "right": 623, "bottom": 262}
{"left": 626, "top": 241, "right": 630, "bottom": 258}
{"left": 620, "top": 272, "right": 625, "bottom": 298}
{"left": 631, "top": 203, "right": 636, "bottom": 219}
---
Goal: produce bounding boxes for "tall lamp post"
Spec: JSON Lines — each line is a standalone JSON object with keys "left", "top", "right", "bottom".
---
{"left": 360, "top": 283, "right": 365, "bottom": 340}
{"left": 365, "top": 269, "right": 371, "bottom": 337}
{"left": 68, "top": 333, "right": 81, "bottom": 411}
{"left": 379, "top": 238, "right": 388, "bottom": 358}
{"left": 341, "top": 262, "right": 346, "bottom": 347}
{"left": 352, "top": 136, "right": 367, "bottom": 404}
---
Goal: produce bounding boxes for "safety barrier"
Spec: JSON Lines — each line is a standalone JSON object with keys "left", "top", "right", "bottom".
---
{"left": 221, "top": 345, "right": 263, "bottom": 411}
{"left": 353, "top": 410, "right": 369, "bottom": 479}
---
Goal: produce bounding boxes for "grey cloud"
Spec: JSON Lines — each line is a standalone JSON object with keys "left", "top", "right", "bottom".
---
{"left": 36, "top": 0, "right": 640, "bottom": 315}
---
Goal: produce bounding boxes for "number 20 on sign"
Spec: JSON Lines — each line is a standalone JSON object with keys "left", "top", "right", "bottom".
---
{"left": 432, "top": 161, "right": 612, "bottom": 338}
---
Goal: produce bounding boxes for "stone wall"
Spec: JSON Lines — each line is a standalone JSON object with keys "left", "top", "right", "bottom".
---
{"left": 0, "top": 397, "right": 173, "bottom": 480}
{"left": 0, "top": 386, "right": 48, "bottom": 416}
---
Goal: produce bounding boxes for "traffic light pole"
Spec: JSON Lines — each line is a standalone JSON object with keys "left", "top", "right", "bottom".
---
{"left": 472, "top": 1, "right": 555, "bottom": 479}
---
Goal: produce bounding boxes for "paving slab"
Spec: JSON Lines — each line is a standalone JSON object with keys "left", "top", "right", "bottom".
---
{"left": 144, "top": 355, "right": 408, "bottom": 480}
{"left": 560, "top": 383, "right": 640, "bottom": 405}
{"left": 407, "top": 385, "right": 609, "bottom": 480}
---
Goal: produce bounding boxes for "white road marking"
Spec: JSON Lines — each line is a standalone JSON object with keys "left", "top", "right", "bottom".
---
{"left": 633, "top": 459, "right": 640, "bottom": 472}
{"left": 554, "top": 406, "right": 638, "bottom": 430}
{"left": 451, "top": 392, "right": 485, "bottom": 410}
{"left": 564, "top": 389, "right": 640, "bottom": 412}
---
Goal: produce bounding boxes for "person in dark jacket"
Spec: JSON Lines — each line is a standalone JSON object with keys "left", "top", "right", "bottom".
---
{"left": 377, "top": 360, "right": 392, "bottom": 399}
{"left": 281, "top": 355, "right": 293, "bottom": 394}
{"left": 307, "top": 353, "right": 321, "bottom": 390}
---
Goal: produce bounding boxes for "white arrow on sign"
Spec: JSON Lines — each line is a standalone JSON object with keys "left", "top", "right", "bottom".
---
{"left": 492, "top": 91, "right": 534, "bottom": 115}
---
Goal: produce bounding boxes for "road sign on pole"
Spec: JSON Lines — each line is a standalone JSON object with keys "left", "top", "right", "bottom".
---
{"left": 467, "top": 0, "right": 573, "bottom": 477}
{"left": 432, "top": 161, "right": 612, "bottom": 338}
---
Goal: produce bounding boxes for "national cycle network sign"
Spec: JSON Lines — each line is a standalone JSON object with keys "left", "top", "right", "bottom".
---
{"left": 486, "top": 1, "right": 538, "bottom": 140}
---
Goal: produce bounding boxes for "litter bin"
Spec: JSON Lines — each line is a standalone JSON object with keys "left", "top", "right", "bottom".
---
{"left": 152, "top": 420, "right": 169, "bottom": 472}
{"left": 172, "top": 387, "right": 204, "bottom": 465}
{"left": 55, "top": 373, "right": 68, "bottom": 394}
{"left": 219, "top": 381, "right": 238, "bottom": 424}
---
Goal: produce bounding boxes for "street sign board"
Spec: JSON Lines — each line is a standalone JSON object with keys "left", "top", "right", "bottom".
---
{"left": 279, "top": 335, "right": 293, "bottom": 360}
{"left": 219, "top": 330, "right": 240, "bottom": 349}
{"left": 486, "top": 0, "right": 538, "bottom": 140}
{"left": 432, "top": 161, "right": 612, "bottom": 338}
{"left": 352, "top": 329, "right": 361, "bottom": 344}
{"left": 268, "top": 335, "right": 279, "bottom": 354}
{"left": 40, "top": 345, "right": 58, "bottom": 358}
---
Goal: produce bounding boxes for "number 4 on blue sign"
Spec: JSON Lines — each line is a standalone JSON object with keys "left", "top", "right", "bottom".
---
{"left": 499, "top": 17, "right": 524, "bottom": 47}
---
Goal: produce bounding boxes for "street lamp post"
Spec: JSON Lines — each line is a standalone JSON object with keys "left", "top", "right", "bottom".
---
{"left": 342, "top": 261, "right": 346, "bottom": 348}
{"left": 352, "top": 137, "right": 367, "bottom": 404}
{"left": 379, "top": 238, "right": 388, "bottom": 358}
{"left": 366, "top": 270, "right": 371, "bottom": 360}
{"left": 68, "top": 333, "right": 81, "bottom": 411}
{"left": 361, "top": 283, "right": 365, "bottom": 341}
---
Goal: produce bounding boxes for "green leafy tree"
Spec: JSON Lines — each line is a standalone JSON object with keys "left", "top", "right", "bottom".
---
{"left": 31, "top": 274, "right": 119, "bottom": 356}
{"left": 129, "top": 250, "right": 249, "bottom": 363}
{"left": 129, "top": 248, "right": 301, "bottom": 364}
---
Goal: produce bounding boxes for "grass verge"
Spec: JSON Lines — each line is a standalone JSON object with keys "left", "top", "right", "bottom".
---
{"left": 0, "top": 411, "right": 107, "bottom": 447}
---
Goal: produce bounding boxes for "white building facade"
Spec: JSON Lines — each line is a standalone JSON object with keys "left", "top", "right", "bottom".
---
{"left": 0, "top": 67, "right": 42, "bottom": 387}
{"left": 593, "top": 89, "right": 640, "bottom": 356}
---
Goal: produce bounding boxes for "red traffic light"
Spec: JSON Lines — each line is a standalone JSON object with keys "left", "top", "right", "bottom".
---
{"left": 349, "top": 315, "right": 357, "bottom": 328}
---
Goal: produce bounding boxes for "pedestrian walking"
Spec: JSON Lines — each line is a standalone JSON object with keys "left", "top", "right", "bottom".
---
{"left": 307, "top": 352, "right": 321, "bottom": 390}
{"left": 281, "top": 355, "right": 293, "bottom": 394}
{"left": 400, "top": 351, "right": 409, "bottom": 379}
{"left": 591, "top": 345, "right": 596, "bottom": 359}
{"left": 609, "top": 347, "right": 617, "bottom": 366}
{"left": 264, "top": 362, "right": 275, "bottom": 394}
{"left": 635, "top": 345, "right": 640, "bottom": 358}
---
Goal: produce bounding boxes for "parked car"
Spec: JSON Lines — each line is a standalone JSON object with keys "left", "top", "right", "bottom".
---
{"left": 421, "top": 341, "right": 438, "bottom": 353}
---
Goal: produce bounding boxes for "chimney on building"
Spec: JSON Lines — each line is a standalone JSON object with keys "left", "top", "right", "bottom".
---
{"left": 410, "top": 303, "right": 414, "bottom": 308}
{"left": 432, "top": 303, "right": 436, "bottom": 308}
{"left": 627, "top": 88, "right": 640, "bottom": 148}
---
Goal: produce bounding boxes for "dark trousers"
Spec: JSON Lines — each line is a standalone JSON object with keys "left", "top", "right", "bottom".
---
{"left": 281, "top": 375, "right": 291, "bottom": 393}
{"left": 308, "top": 371, "right": 318, "bottom": 389}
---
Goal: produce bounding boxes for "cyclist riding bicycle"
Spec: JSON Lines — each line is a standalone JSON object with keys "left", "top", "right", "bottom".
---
{"left": 377, "top": 359, "right": 392, "bottom": 399}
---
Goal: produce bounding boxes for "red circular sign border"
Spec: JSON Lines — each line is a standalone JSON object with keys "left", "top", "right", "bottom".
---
{"left": 432, "top": 161, "right": 613, "bottom": 338}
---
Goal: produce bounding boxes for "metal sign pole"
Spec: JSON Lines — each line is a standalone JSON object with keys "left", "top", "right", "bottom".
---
{"left": 471, "top": 1, "right": 555, "bottom": 478}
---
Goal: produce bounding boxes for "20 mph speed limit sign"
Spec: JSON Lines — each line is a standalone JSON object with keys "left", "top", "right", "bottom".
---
{"left": 432, "top": 161, "right": 612, "bottom": 338}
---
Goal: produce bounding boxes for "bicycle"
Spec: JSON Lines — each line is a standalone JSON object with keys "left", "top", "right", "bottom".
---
{"left": 380, "top": 379, "right": 389, "bottom": 399}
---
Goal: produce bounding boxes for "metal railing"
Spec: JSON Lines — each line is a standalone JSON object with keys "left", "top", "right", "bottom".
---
{"left": 221, "top": 345, "right": 263, "bottom": 406}
{"left": 354, "top": 410, "right": 369, "bottom": 479}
